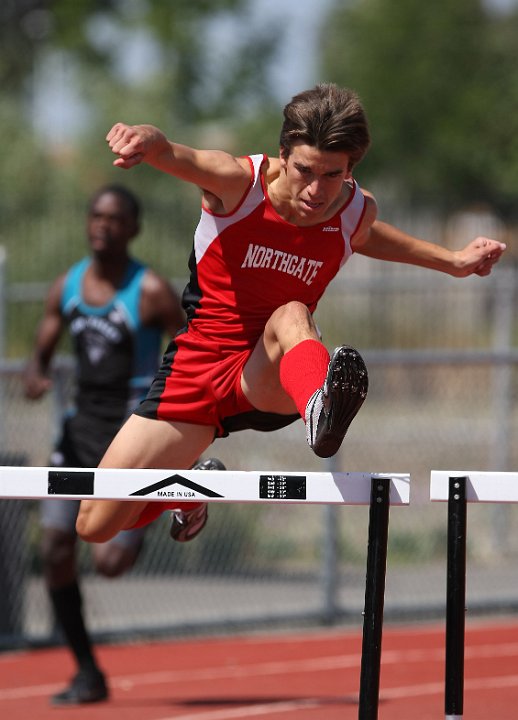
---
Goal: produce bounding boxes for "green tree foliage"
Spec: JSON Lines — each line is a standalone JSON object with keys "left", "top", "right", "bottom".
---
{"left": 2, "top": 1, "right": 242, "bottom": 99}
{"left": 321, "top": 0, "right": 518, "bottom": 218}
{"left": 0, "top": 1, "right": 279, "bottom": 269}
{"left": 1, "top": 0, "right": 277, "bottom": 124}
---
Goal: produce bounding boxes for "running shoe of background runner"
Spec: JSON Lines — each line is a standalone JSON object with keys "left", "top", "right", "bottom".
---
{"left": 52, "top": 667, "right": 108, "bottom": 705}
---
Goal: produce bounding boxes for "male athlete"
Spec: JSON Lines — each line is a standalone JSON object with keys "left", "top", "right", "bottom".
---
{"left": 75, "top": 83, "right": 505, "bottom": 545}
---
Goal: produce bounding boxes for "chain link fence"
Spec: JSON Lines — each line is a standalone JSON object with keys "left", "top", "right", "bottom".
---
{"left": 1, "top": 262, "right": 518, "bottom": 649}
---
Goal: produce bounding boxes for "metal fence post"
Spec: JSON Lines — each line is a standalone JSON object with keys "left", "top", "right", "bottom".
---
{"left": 0, "top": 245, "right": 6, "bottom": 361}
{"left": 489, "top": 268, "right": 515, "bottom": 552}
{"left": 321, "top": 454, "right": 339, "bottom": 623}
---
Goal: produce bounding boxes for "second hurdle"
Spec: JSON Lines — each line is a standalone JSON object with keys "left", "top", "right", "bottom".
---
{"left": 431, "top": 470, "right": 518, "bottom": 720}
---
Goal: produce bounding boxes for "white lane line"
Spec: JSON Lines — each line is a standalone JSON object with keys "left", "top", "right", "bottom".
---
{"left": 2, "top": 641, "right": 518, "bottom": 701}
{"left": 156, "top": 698, "right": 324, "bottom": 720}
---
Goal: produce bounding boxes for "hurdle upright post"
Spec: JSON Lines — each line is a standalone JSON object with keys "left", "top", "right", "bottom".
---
{"left": 358, "top": 476, "right": 391, "bottom": 720}
{"left": 445, "top": 476, "right": 467, "bottom": 720}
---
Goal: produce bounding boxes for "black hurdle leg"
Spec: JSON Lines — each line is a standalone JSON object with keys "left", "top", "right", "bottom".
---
{"left": 358, "top": 476, "right": 390, "bottom": 720}
{"left": 445, "top": 476, "right": 467, "bottom": 720}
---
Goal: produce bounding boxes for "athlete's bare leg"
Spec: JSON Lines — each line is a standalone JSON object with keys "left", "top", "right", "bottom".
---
{"left": 242, "top": 299, "right": 368, "bottom": 458}
{"left": 241, "top": 300, "right": 321, "bottom": 413}
{"left": 76, "top": 414, "right": 215, "bottom": 543}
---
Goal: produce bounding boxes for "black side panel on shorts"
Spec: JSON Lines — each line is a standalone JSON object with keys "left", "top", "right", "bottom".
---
{"left": 134, "top": 335, "right": 182, "bottom": 419}
{"left": 220, "top": 409, "right": 300, "bottom": 438}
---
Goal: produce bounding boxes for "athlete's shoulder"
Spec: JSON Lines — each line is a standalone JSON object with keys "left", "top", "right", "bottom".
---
{"left": 65, "top": 256, "right": 90, "bottom": 276}
{"left": 61, "top": 257, "right": 90, "bottom": 307}
{"left": 357, "top": 186, "right": 377, "bottom": 219}
{"left": 346, "top": 180, "right": 377, "bottom": 216}
{"left": 350, "top": 186, "right": 378, "bottom": 248}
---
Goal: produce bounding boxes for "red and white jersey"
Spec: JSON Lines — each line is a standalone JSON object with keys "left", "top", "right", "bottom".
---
{"left": 182, "top": 153, "right": 366, "bottom": 350}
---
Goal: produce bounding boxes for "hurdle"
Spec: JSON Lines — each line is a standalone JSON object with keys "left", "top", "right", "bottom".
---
{"left": 0, "top": 466, "right": 410, "bottom": 719}
{"left": 431, "top": 470, "right": 518, "bottom": 720}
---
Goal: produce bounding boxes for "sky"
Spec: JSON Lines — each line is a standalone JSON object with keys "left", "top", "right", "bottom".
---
{"left": 207, "top": 0, "right": 335, "bottom": 101}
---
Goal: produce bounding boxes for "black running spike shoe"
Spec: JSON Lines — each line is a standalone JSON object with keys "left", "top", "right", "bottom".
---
{"left": 305, "top": 346, "right": 368, "bottom": 458}
{"left": 169, "top": 458, "right": 226, "bottom": 542}
{"left": 51, "top": 668, "right": 108, "bottom": 706}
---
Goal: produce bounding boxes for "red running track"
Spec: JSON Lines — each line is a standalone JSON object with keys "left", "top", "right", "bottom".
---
{"left": 2, "top": 619, "right": 518, "bottom": 719}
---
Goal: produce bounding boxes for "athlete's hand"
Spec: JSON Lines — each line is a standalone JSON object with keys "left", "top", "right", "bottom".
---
{"left": 452, "top": 237, "right": 507, "bottom": 277}
{"left": 106, "top": 123, "right": 169, "bottom": 169}
{"left": 24, "top": 371, "right": 52, "bottom": 400}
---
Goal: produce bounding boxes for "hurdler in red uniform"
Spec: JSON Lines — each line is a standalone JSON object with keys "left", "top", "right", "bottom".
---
{"left": 138, "top": 153, "right": 367, "bottom": 439}
{"left": 76, "top": 83, "right": 505, "bottom": 545}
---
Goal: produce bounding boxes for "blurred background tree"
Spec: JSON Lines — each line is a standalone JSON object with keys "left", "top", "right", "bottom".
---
{"left": 320, "top": 0, "right": 518, "bottom": 219}
{"left": 0, "top": 0, "right": 281, "bottom": 279}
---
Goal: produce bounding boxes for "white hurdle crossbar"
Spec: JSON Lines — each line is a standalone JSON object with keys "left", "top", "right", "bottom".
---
{"left": 431, "top": 470, "right": 518, "bottom": 504}
{"left": 430, "top": 470, "right": 518, "bottom": 720}
{"left": 0, "top": 466, "right": 410, "bottom": 505}
{"left": 0, "top": 467, "right": 410, "bottom": 720}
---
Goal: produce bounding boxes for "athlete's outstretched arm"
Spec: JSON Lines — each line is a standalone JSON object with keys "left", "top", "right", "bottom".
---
{"left": 106, "top": 123, "right": 251, "bottom": 212}
{"left": 353, "top": 219, "right": 506, "bottom": 278}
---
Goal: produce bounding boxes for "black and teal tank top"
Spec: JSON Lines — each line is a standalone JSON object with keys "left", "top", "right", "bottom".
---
{"left": 62, "top": 257, "right": 162, "bottom": 423}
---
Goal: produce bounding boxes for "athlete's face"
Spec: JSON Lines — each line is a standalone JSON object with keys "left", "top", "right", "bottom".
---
{"left": 87, "top": 192, "right": 139, "bottom": 260}
{"left": 280, "top": 143, "right": 352, "bottom": 222}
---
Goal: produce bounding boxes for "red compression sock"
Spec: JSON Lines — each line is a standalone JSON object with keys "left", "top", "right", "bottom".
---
{"left": 279, "top": 339, "right": 330, "bottom": 418}
{"left": 127, "top": 501, "right": 204, "bottom": 529}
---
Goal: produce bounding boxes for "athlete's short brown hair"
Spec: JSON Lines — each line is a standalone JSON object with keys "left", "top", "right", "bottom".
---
{"left": 279, "top": 83, "right": 370, "bottom": 169}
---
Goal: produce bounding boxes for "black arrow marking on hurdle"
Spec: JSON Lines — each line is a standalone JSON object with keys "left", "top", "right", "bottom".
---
{"left": 129, "top": 474, "right": 224, "bottom": 498}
